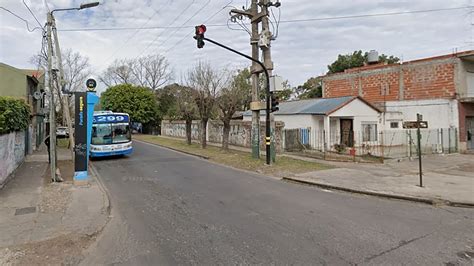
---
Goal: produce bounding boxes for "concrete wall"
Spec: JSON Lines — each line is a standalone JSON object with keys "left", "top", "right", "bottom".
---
{"left": 383, "top": 99, "right": 459, "bottom": 130}
{"left": 0, "top": 131, "right": 26, "bottom": 188}
{"left": 161, "top": 120, "right": 201, "bottom": 140}
{"left": 162, "top": 120, "right": 285, "bottom": 152}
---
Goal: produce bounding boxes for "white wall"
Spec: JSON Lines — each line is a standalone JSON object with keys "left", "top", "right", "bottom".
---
{"left": 384, "top": 99, "right": 459, "bottom": 130}
{"left": 243, "top": 114, "right": 317, "bottom": 129}
{"left": 0, "top": 131, "right": 26, "bottom": 188}
{"left": 329, "top": 98, "right": 380, "bottom": 136}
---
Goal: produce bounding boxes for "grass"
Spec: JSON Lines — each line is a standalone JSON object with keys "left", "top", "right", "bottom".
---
{"left": 57, "top": 138, "right": 69, "bottom": 148}
{"left": 134, "top": 134, "right": 333, "bottom": 177}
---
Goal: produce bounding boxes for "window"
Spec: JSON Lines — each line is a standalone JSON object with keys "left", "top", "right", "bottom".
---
{"left": 390, "top": 122, "right": 399, "bottom": 129}
{"left": 362, "top": 122, "right": 378, "bottom": 142}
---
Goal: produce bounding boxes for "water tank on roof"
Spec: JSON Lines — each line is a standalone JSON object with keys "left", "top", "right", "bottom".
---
{"left": 367, "top": 50, "right": 379, "bottom": 64}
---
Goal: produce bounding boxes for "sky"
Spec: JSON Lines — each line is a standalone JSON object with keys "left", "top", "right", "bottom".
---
{"left": 1, "top": 0, "right": 473, "bottom": 94}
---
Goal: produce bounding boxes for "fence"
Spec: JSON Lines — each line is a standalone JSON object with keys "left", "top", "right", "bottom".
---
{"left": 283, "top": 127, "right": 459, "bottom": 161}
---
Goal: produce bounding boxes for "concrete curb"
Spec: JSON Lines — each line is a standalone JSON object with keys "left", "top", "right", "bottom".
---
{"left": 282, "top": 176, "right": 474, "bottom": 208}
{"left": 89, "top": 164, "right": 111, "bottom": 216}
{"left": 134, "top": 139, "right": 210, "bottom": 160}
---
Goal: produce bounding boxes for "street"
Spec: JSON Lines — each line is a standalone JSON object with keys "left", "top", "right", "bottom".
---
{"left": 83, "top": 140, "right": 474, "bottom": 265}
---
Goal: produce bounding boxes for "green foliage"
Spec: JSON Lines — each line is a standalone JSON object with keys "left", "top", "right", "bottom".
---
{"left": 158, "top": 83, "right": 198, "bottom": 121}
{"left": 100, "top": 84, "right": 159, "bottom": 125}
{"left": 327, "top": 50, "right": 400, "bottom": 74}
{"left": 296, "top": 77, "right": 322, "bottom": 99}
{"left": 0, "top": 97, "right": 31, "bottom": 134}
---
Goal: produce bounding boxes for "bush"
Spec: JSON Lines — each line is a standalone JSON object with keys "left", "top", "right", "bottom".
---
{"left": 334, "top": 143, "right": 347, "bottom": 154}
{"left": 0, "top": 97, "right": 31, "bottom": 134}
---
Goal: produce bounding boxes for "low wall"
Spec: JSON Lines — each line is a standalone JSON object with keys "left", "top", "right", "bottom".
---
{"left": 161, "top": 120, "right": 285, "bottom": 152}
{"left": 0, "top": 131, "right": 26, "bottom": 188}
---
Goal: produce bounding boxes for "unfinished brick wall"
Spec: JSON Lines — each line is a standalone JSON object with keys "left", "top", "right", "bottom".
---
{"left": 323, "top": 57, "right": 457, "bottom": 104}
{"left": 402, "top": 62, "right": 456, "bottom": 100}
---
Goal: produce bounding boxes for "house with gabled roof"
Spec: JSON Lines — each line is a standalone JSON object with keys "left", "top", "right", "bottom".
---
{"left": 243, "top": 96, "right": 381, "bottom": 151}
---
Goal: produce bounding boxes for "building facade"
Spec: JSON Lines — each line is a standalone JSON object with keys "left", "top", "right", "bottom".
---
{"left": 321, "top": 51, "right": 474, "bottom": 153}
{"left": 0, "top": 63, "right": 46, "bottom": 151}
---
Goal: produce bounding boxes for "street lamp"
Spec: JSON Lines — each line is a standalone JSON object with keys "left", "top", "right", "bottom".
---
{"left": 46, "top": 1, "right": 100, "bottom": 182}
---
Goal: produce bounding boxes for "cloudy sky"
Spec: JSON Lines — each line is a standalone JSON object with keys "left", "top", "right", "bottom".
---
{"left": 1, "top": 0, "right": 473, "bottom": 93}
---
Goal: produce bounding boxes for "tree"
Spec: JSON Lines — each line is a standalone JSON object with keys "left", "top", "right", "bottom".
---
{"left": 162, "top": 83, "right": 198, "bottom": 145}
{"left": 295, "top": 77, "right": 322, "bottom": 99}
{"left": 101, "top": 55, "right": 173, "bottom": 90}
{"left": 131, "top": 55, "right": 173, "bottom": 90}
{"left": 217, "top": 69, "right": 251, "bottom": 150}
{"left": 100, "top": 59, "right": 135, "bottom": 87}
{"left": 100, "top": 84, "right": 159, "bottom": 127}
{"left": 186, "top": 62, "right": 224, "bottom": 149}
{"left": 327, "top": 50, "right": 400, "bottom": 74}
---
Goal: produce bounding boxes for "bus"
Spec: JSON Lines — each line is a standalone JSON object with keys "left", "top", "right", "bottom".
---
{"left": 90, "top": 111, "right": 133, "bottom": 158}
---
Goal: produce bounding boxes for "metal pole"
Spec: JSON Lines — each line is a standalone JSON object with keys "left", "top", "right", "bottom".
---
{"left": 46, "top": 12, "right": 57, "bottom": 182}
{"left": 203, "top": 37, "right": 271, "bottom": 165}
{"left": 417, "top": 113, "right": 423, "bottom": 187}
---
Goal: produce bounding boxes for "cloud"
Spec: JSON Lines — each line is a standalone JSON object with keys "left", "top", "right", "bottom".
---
{"left": 1, "top": 0, "right": 472, "bottom": 90}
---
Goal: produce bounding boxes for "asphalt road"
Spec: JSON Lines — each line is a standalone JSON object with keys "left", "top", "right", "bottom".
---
{"left": 82, "top": 140, "right": 474, "bottom": 265}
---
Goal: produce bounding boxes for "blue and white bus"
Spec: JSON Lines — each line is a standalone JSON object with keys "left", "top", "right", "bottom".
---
{"left": 90, "top": 111, "right": 133, "bottom": 157}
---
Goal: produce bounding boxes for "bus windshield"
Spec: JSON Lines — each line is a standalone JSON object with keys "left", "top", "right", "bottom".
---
{"left": 92, "top": 123, "right": 131, "bottom": 145}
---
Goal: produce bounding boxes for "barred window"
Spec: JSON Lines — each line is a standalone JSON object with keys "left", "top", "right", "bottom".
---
{"left": 362, "top": 122, "right": 378, "bottom": 142}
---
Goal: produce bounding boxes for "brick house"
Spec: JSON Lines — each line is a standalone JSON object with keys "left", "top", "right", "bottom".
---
{"left": 321, "top": 51, "right": 474, "bottom": 153}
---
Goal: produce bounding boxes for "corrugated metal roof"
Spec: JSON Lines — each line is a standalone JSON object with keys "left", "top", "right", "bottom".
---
{"left": 243, "top": 96, "right": 355, "bottom": 116}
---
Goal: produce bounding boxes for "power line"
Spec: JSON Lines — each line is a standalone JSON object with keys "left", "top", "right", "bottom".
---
{"left": 58, "top": 5, "right": 473, "bottom": 32}
{"left": 101, "top": 5, "right": 163, "bottom": 67}
{"left": 1, "top": 6, "right": 43, "bottom": 32}
{"left": 137, "top": 0, "right": 198, "bottom": 57}
{"left": 22, "top": 0, "right": 43, "bottom": 30}
{"left": 163, "top": 0, "right": 234, "bottom": 54}
{"left": 151, "top": 0, "right": 211, "bottom": 54}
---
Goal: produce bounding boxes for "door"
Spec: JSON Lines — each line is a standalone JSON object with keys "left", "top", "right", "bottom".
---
{"left": 340, "top": 119, "right": 354, "bottom": 147}
{"left": 468, "top": 117, "right": 474, "bottom": 150}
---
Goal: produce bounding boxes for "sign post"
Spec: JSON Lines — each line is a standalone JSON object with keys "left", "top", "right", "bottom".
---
{"left": 73, "top": 79, "right": 99, "bottom": 184}
{"left": 403, "top": 115, "right": 427, "bottom": 187}
{"left": 416, "top": 113, "right": 423, "bottom": 187}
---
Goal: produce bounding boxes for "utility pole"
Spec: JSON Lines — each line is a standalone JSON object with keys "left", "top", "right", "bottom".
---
{"left": 231, "top": 0, "right": 261, "bottom": 159}
{"left": 52, "top": 16, "right": 75, "bottom": 160}
{"left": 46, "top": 12, "right": 57, "bottom": 181}
{"left": 260, "top": 0, "right": 276, "bottom": 162}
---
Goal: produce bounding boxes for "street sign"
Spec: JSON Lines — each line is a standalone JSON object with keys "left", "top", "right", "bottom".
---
{"left": 403, "top": 121, "right": 428, "bottom": 129}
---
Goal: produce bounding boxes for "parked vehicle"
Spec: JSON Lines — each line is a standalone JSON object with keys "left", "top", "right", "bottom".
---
{"left": 56, "top": 126, "right": 69, "bottom": 138}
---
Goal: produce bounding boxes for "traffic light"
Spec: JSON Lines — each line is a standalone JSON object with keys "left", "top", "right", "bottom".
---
{"left": 194, "top": 24, "right": 206, "bottom": 49}
{"left": 270, "top": 92, "right": 279, "bottom": 112}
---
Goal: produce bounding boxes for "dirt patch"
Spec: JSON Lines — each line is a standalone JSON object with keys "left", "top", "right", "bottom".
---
{"left": 458, "top": 163, "right": 474, "bottom": 172}
{"left": 0, "top": 233, "right": 96, "bottom": 266}
{"left": 43, "top": 160, "right": 74, "bottom": 184}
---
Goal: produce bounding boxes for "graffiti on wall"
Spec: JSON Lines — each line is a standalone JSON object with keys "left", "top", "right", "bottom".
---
{"left": 163, "top": 120, "right": 284, "bottom": 152}
{"left": 0, "top": 131, "right": 26, "bottom": 186}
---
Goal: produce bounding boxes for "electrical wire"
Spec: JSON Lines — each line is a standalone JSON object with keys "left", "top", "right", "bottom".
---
{"left": 162, "top": 0, "right": 234, "bottom": 54}
{"left": 152, "top": 0, "right": 211, "bottom": 53}
{"left": 101, "top": 5, "right": 164, "bottom": 67}
{"left": 22, "top": 0, "right": 44, "bottom": 30}
{"left": 58, "top": 5, "right": 473, "bottom": 32}
{"left": 137, "top": 0, "right": 197, "bottom": 57}
{"left": 1, "top": 6, "right": 43, "bottom": 32}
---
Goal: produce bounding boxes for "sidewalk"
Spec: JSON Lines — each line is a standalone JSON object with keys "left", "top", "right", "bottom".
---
{"left": 0, "top": 148, "right": 110, "bottom": 265}
{"left": 284, "top": 153, "right": 474, "bottom": 207}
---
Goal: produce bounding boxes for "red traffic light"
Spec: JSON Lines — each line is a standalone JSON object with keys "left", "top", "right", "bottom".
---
{"left": 195, "top": 24, "right": 206, "bottom": 35}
